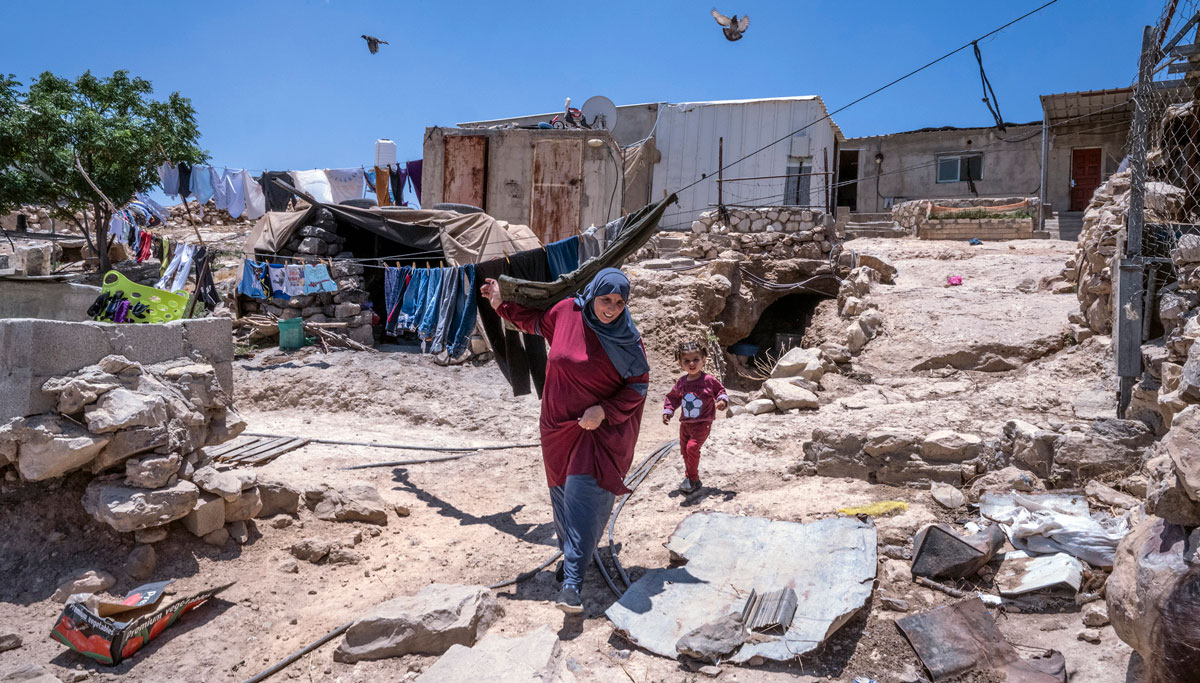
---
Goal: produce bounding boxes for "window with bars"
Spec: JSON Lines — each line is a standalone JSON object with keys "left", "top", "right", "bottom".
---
{"left": 784, "top": 162, "right": 812, "bottom": 205}
{"left": 936, "top": 154, "right": 984, "bottom": 183}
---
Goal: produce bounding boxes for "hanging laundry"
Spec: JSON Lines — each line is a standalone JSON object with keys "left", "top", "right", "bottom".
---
{"left": 406, "top": 159, "right": 423, "bottom": 201}
{"left": 390, "top": 164, "right": 407, "bottom": 207}
{"left": 136, "top": 232, "right": 153, "bottom": 263}
{"left": 578, "top": 224, "right": 605, "bottom": 264}
{"left": 259, "top": 171, "right": 294, "bottom": 212}
{"left": 398, "top": 267, "right": 425, "bottom": 332}
{"left": 238, "top": 260, "right": 268, "bottom": 298}
{"left": 325, "top": 168, "right": 365, "bottom": 204}
{"left": 190, "top": 164, "right": 215, "bottom": 204}
{"left": 603, "top": 214, "right": 628, "bottom": 244}
{"left": 283, "top": 264, "right": 306, "bottom": 296}
{"left": 242, "top": 170, "right": 267, "bottom": 220}
{"left": 155, "top": 243, "right": 195, "bottom": 292}
{"left": 159, "top": 237, "right": 171, "bottom": 278}
{"left": 291, "top": 169, "right": 334, "bottom": 204}
{"left": 446, "top": 265, "right": 478, "bottom": 357}
{"left": 303, "top": 264, "right": 339, "bottom": 294}
{"left": 267, "top": 263, "right": 288, "bottom": 299}
{"left": 109, "top": 214, "right": 129, "bottom": 242}
{"left": 364, "top": 169, "right": 377, "bottom": 195}
{"left": 373, "top": 165, "right": 391, "bottom": 207}
{"left": 210, "top": 167, "right": 228, "bottom": 211}
{"left": 474, "top": 250, "right": 550, "bottom": 398}
{"left": 545, "top": 236, "right": 580, "bottom": 280}
{"left": 176, "top": 162, "right": 192, "bottom": 199}
{"left": 192, "top": 246, "right": 222, "bottom": 311}
{"left": 431, "top": 266, "right": 460, "bottom": 354}
{"left": 158, "top": 162, "right": 179, "bottom": 196}
{"left": 416, "top": 267, "right": 445, "bottom": 342}
{"left": 225, "top": 170, "right": 245, "bottom": 218}
{"left": 135, "top": 193, "right": 169, "bottom": 224}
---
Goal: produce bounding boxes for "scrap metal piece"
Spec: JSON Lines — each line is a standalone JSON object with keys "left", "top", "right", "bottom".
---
{"left": 606, "top": 513, "right": 876, "bottom": 663}
{"left": 740, "top": 588, "right": 799, "bottom": 633}
{"left": 896, "top": 598, "right": 1065, "bottom": 682}
{"left": 911, "top": 524, "right": 1006, "bottom": 579}
{"left": 994, "top": 552, "right": 1084, "bottom": 597}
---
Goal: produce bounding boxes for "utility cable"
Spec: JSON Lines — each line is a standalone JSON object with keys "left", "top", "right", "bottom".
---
{"left": 973, "top": 41, "right": 1006, "bottom": 131}
{"left": 673, "top": 0, "right": 1060, "bottom": 196}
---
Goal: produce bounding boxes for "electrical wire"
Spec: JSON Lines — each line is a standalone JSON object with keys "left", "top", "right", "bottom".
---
{"left": 973, "top": 41, "right": 1006, "bottom": 131}
{"left": 672, "top": 0, "right": 1061, "bottom": 196}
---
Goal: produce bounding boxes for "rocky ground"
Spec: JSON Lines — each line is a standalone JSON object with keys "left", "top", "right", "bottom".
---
{"left": 0, "top": 236, "right": 1139, "bottom": 682}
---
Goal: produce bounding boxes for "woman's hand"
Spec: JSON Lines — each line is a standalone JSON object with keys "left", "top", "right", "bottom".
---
{"left": 480, "top": 278, "right": 503, "bottom": 310}
{"left": 716, "top": 400, "right": 728, "bottom": 412}
{"left": 578, "top": 405, "right": 606, "bottom": 430}
{"left": 662, "top": 413, "right": 671, "bottom": 425}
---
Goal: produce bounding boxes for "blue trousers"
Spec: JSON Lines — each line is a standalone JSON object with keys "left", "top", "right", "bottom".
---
{"left": 548, "top": 475, "right": 615, "bottom": 591}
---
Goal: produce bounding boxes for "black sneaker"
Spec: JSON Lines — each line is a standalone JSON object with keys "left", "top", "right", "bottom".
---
{"left": 555, "top": 586, "right": 583, "bottom": 614}
{"left": 690, "top": 479, "right": 702, "bottom": 491}
{"left": 555, "top": 560, "right": 564, "bottom": 584}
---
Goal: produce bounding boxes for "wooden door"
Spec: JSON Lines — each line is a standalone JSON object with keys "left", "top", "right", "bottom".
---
{"left": 443, "top": 136, "right": 487, "bottom": 208}
{"left": 1070, "top": 148, "right": 1103, "bottom": 211}
{"left": 531, "top": 139, "right": 582, "bottom": 245}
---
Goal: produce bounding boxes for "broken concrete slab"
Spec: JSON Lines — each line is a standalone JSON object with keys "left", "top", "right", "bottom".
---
{"left": 334, "top": 584, "right": 502, "bottom": 663}
{"left": 994, "top": 552, "right": 1083, "bottom": 597}
{"left": 414, "top": 625, "right": 574, "bottom": 683}
{"left": 911, "top": 524, "right": 1005, "bottom": 579}
{"left": 606, "top": 513, "right": 876, "bottom": 663}
{"left": 82, "top": 477, "right": 199, "bottom": 533}
{"left": 897, "top": 598, "right": 1064, "bottom": 682}
{"left": 313, "top": 481, "right": 389, "bottom": 525}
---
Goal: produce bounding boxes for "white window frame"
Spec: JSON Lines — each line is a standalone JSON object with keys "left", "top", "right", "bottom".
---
{"left": 936, "top": 154, "right": 983, "bottom": 183}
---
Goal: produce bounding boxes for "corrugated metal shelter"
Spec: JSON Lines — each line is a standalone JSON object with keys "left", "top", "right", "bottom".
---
{"left": 650, "top": 97, "right": 845, "bottom": 227}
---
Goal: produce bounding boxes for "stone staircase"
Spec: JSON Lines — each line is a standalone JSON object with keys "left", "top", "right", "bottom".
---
{"left": 655, "top": 234, "right": 687, "bottom": 259}
{"left": 1046, "top": 212, "right": 1084, "bottom": 242}
{"left": 843, "top": 213, "right": 909, "bottom": 240}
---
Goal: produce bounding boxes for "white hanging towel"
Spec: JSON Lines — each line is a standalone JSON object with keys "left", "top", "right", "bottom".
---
{"left": 325, "top": 168, "right": 365, "bottom": 204}
{"left": 225, "top": 170, "right": 245, "bottom": 218}
{"left": 242, "top": 170, "right": 267, "bottom": 220}
{"left": 210, "top": 167, "right": 228, "bottom": 211}
{"left": 291, "top": 169, "right": 334, "bottom": 204}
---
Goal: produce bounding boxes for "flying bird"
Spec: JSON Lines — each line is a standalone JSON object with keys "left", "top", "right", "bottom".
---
{"left": 711, "top": 9, "right": 750, "bottom": 41}
{"left": 361, "top": 35, "right": 388, "bottom": 54}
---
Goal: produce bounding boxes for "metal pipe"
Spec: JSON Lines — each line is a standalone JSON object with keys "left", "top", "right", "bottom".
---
{"left": 1039, "top": 109, "right": 1049, "bottom": 234}
{"left": 240, "top": 432, "right": 537, "bottom": 453}
{"left": 718, "top": 172, "right": 832, "bottom": 182}
{"left": 717, "top": 137, "right": 724, "bottom": 208}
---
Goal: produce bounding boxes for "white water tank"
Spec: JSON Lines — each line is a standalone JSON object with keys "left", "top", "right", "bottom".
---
{"left": 374, "top": 139, "right": 397, "bottom": 167}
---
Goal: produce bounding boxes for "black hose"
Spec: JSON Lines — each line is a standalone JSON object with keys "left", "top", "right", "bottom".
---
{"left": 488, "top": 550, "right": 563, "bottom": 590}
{"left": 339, "top": 451, "right": 482, "bottom": 470}
{"left": 241, "top": 621, "right": 352, "bottom": 683}
{"left": 241, "top": 432, "right": 537, "bottom": 453}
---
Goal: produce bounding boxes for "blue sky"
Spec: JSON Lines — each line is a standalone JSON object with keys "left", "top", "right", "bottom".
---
{"left": 1, "top": 0, "right": 1159, "bottom": 181}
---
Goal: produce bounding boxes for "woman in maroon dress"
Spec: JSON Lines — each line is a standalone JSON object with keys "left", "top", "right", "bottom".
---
{"left": 481, "top": 268, "right": 649, "bottom": 613}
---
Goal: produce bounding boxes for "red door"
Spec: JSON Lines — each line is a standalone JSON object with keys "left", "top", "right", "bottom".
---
{"left": 443, "top": 136, "right": 488, "bottom": 208}
{"left": 531, "top": 139, "right": 582, "bottom": 244}
{"left": 1070, "top": 148, "right": 1102, "bottom": 211}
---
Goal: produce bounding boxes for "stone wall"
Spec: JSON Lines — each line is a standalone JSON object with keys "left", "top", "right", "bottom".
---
{"left": 892, "top": 196, "right": 1039, "bottom": 237}
{"left": 236, "top": 208, "right": 374, "bottom": 347}
{"left": 640, "top": 206, "right": 840, "bottom": 262}
{"left": 918, "top": 217, "right": 1034, "bottom": 241}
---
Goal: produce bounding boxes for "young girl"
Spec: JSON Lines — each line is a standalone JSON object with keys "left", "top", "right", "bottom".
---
{"left": 662, "top": 341, "right": 728, "bottom": 493}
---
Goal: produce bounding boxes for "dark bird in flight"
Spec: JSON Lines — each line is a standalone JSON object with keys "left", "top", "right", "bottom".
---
{"left": 711, "top": 9, "right": 750, "bottom": 41}
{"left": 362, "top": 35, "right": 389, "bottom": 54}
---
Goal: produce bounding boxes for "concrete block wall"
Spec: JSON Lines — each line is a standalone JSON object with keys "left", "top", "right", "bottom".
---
{"left": 0, "top": 317, "right": 233, "bottom": 420}
{"left": 917, "top": 217, "right": 1034, "bottom": 241}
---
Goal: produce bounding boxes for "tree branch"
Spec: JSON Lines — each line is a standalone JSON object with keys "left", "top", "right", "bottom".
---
{"left": 72, "top": 151, "right": 119, "bottom": 214}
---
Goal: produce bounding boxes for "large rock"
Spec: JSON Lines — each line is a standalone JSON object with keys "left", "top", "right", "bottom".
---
{"left": 863, "top": 428, "right": 921, "bottom": 459}
{"left": 256, "top": 475, "right": 302, "bottom": 517}
{"left": 51, "top": 569, "right": 116, "bottom": 603}
{"left": 770, "top": 347, "right": 827, "bottom": 382}
{"left": 744, "top": 398, "right": 777, "bottom": 415}
{"left": 802, "top": 428, "right": 874, "bottom": 479}
{"left": 223, "top": 487, "right": 263, "bottom": 522}
{"left": 1163, "top": 405, "right": 1200, "bottom": 500}
{"left": 921, "top": 430, "right": 983, "bottom": 463}
{"left": 312, "top": 481, "right": 390, "bottom": 525}
{"left": 1051, "top": 419, "right": 1154, "bottom": 486}
{"left": 191, "top": 466, "right": 243, "bottom": 502}
{"left": 333, "top": 584, "right": 503, "bottom": 663}
{"left": 41, "top": 369, "right": 120, "bottom": 414}
{"left": 91, "top": 427, "right": 169, "bottom": 473}
{"left": 967, "top": 466, "right": 1046, "bottom": 502}
{"left": 83, "top": 388, "right": 168, "bottom": 434}
{"left": 183, "top": 493, "right": 226, "bottom": 537}
{"left": 761, "top": 379, "right": 818, "bottom": 411}
{"left": 82, "top": 478, "right": 199, "bottom": 533}
{"left": 1145, "top": 454, "right": 1200, "bottom": 527}
{"left": 415, "top": 626, "right": 573, "bottom": 683}
{"left": 124, "top": 453, "right": 181, "bottom": 489}
{"left": 1107, "top": 517, "right": 1191, "bottom": 660}
{"left": 2, "top": 415, "right": 110, "bottom": 481}
{"left": 1004, "top": 420, "right": 1057, "bottom": 479}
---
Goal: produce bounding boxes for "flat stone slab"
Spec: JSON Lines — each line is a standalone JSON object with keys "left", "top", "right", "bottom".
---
{"left": 415, "top": 626, "right": 572, "bottom": 683}
{"left": 606, "top": 512, "right": 876, "bottom": 663}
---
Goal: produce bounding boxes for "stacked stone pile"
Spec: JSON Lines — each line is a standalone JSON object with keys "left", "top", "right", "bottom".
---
{"left": 237, "top": 208, "right": 374, "bottom": 347}
{"left": 1146, "top": 234, "right": 1200, "bottom": 430}
{"left": 0, "top": 355, "right": 252, "bottom": 546}
{"left": 638, "top": 207, "right": 840, "bottom": 262}
{"left": 165, "top": 200, "right": 260, "bottom": 231}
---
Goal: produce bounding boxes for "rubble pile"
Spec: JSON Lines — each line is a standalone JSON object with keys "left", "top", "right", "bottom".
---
{"left": 639, "top": 206, "right": 841, "bottom": 262}
{"left": 237, "top": 207, "right": 374, "bottom": 346}
{"left": 0, "top": 354, "right": 251, "bottom": 545}
{"left": 1143, "top": 234, "right": 1200, "bottom": 430}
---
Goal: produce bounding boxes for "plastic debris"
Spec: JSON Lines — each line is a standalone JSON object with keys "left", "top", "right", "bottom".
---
{"left": 945, "top": 275, "right": 964, "bottom": 286}
{"left": 837, "top": 501, "right": 908, "bottom": 517}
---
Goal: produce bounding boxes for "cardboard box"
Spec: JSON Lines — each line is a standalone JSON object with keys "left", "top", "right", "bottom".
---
{"left": 50, "top": 580, "right": 234, "bottom": 665}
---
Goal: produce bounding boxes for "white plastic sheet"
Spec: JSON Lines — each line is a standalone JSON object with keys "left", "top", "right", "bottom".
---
{"left": 980, "top": 492, "right": 1130, "bottom": 568}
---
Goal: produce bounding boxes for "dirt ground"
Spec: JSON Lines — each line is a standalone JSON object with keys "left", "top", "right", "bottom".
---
{"left": 0, "top": 237, "right": 1136, "bottom": 682}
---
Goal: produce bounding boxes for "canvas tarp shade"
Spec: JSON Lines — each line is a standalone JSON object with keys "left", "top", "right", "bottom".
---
{"left": 498, "top": 193, "right": 677, "bottom": 309}
{"left": 373, "top": 207, "right": 542, "bottom": 266}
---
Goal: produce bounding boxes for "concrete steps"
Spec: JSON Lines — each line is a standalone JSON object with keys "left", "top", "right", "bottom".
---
{"left": 1048, "top": 212, "right": 1084, "bottom": 242}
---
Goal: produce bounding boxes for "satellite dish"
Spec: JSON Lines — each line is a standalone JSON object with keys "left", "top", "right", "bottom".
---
{"left": 581, "top": 95, "right": 618, "bottom": 131}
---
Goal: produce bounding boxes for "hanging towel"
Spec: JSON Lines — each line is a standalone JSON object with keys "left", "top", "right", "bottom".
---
{"left": 268, "top": 263, "right": 288, "bottom": 299}
{"left": 545, "top": 236, "right": 580, "bottom": 280}
{"left": 225, "top": 170, "right": 245, "bottom": 218}
{"left": 406, "top": 159, "right": 423, "bottom": 202}
{"left": 158, "top": 162, "right": 179, "bottom": 196}
{"left": 242, "top": 170, "right": 267, "bottom": 220}
{"left": 373, "top": 166, "right": 391, "bottom": 207}
{"left": 238, "top": 260, "right": 268, "bottom": 298}
{"left": 156, "top": 243, "right": 194, "bottom": 292}
{"left": 190, "top": 164, "right": 215, "bottom": 204}
{"left": 291, "top": 169, "right": 334, "bottom": 204}
{"left": 176, "top": 162, "right": 192, "bottom": 199}
{"left": 209, "top": 167, "right": 227, "bottom": 210}
{"left": 283, "top": 264, "right": 305, "bottom": 296}
{"left": 325, "top": 168, "right": 365, "bottom": 204}
{"left": 259, "top": 171, "right": 293, "bottom": 212}
{"left": 303, "top": 264, "right": 339, "bottom": 294}
{"left": 108, "top": 214, "right": 128, "bottom": 242}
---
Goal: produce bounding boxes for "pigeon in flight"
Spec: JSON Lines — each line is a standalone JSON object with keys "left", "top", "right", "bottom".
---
{"left": 711, "top": 9, "right": 750, "bottom": 41}
{"left": 362, "top": 35, "right": 389, "bottom": 54}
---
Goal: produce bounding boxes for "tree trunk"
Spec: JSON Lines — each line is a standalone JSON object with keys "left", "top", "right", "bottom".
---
{"left": 95, "top": 207, "right": 111, "bottom": 274}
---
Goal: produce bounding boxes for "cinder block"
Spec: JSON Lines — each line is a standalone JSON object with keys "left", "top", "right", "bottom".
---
{"left": 29, "top": 320, "right": 110, "bottom": 376}
{"left": 103, "top": 322, "right": 186, "bottom": 365}
{"left": 183, "top": 492, "right": 226, "bottom": 537}
{"left": 182, "top": 318, "right": 234, "bottom": 364}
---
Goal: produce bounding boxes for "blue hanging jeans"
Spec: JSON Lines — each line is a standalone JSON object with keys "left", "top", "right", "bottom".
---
{"left": 548, "top": 475, "right": 616, "bottom": 592}
{"left": 446, "top": 265, "right": 477, "bottom": 356}
{"left": 416, "top": 267, "right": 444, "bottom": 340}
{"left": 431, "top": 266, "right": 459, "bottom": 354}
